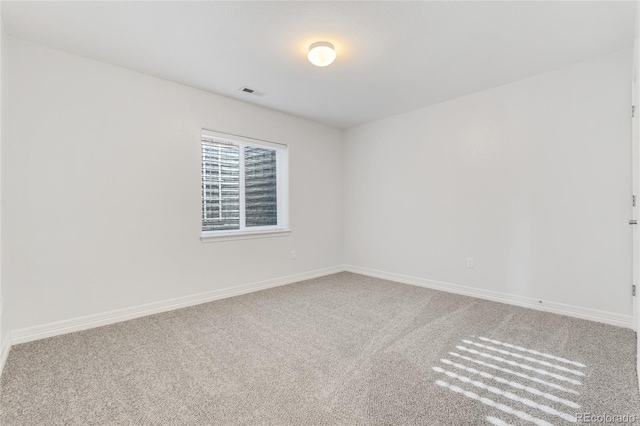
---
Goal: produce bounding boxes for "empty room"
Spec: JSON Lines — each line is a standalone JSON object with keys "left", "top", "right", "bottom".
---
{"left": 1, "top": 1, "right": 639, "bottom": 425}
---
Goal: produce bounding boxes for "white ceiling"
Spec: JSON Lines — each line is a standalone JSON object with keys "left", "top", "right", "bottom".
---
{"left": 2, "top": 1, "right": 636, "bottom": 129}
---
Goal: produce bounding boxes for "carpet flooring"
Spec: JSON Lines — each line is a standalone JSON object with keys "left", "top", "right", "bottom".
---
{"left": 1, "top": 272, "right": 639, "bottom": 425}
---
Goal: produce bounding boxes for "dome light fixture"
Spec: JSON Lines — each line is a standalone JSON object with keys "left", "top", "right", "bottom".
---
{"left": 308, "top": 41, "right": 336, "bottom": 67}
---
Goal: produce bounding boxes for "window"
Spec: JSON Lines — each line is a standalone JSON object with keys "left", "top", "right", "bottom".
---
{"left": 201, "top": 130, "right": 289, "bottom": 241}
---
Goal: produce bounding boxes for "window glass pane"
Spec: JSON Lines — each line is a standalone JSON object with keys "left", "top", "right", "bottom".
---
{"left": 202, "top": 142, "right": 240, "bottom": 231}
{"left": 244, "top": 146, "right": 277, "bottom": 227}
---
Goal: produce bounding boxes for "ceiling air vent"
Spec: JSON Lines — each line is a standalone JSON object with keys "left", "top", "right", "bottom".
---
{"left": 239, "top": 86, "right": 266, "bottom": 97}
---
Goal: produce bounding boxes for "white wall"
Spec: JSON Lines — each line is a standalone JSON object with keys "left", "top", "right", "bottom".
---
{"left": 2, "top": 35, "right": 634, "bottom": 338}
{"left": 3, "top": 37, "right": 344, "bottom": 333}
{"left": 344, "top": 49, "right": 633, "bottom": 316}
{"left": 0, "top": 13, "right": 5, "bottom": 348}
{"left": 634, "top": 0, "right": 640, "bottom": 376}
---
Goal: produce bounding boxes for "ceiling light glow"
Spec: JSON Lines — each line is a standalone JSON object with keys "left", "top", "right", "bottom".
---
{"left": 308, "top": 42, "right": 336, "bottom": 67}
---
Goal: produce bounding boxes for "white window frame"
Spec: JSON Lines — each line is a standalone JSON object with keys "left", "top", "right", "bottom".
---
{"left": 200, "top": 129, "right": 290, "bottom": 243}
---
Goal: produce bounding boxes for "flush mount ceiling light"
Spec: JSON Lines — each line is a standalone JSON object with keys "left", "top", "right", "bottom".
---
{"left": 308, "top": 41, "right": 336, "bottom": 67}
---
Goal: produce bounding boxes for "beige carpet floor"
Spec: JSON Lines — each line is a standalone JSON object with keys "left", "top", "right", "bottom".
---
{"left": 1, "top": 272, "right": 639, "bottom": 425}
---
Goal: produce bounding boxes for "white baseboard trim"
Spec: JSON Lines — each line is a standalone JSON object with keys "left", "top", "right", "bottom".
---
{"left": 0, "top": 335, "right": 11, "bottom": 377}
{"left": 10, "top": 265, "right": 345, "bottom": 345}
{"left": 345, "top": 265, "right": 633, "bottom": 329}
{"left": 9, "top": 264, "right": 633, "bottom": 346}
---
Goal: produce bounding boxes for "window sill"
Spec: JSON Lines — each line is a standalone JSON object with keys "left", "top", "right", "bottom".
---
{"left": 200, "top": 229, "right": 291, "bottom": 243}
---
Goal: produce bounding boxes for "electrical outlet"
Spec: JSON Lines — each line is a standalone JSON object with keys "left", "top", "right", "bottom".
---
{"left": 291, "top": 250, "right": 297, "bottom": 260}
{"left": 466, "top": 257, "right": 474, "bottom": 268}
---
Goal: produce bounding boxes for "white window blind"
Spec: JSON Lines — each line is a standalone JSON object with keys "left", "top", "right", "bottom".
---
{"left": 201, "top": 131, "right": 288, "bottom": 238}
{"left": 201, "top": 141, "right": 241, "bottom": 232}
{"left": 244, "top": 146, "right": 278, "bottom": 227}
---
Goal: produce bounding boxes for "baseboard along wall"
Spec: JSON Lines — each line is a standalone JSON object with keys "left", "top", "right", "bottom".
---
{"left": 344, "top": 265, "right": 633, "bottom": 330}
{"left": 9, "top": 265, "right": 344, "bottom": 345}
{"left": 0, "top": 335, "right": 11, "bottom": 378}
{"left": 6, "top": 264, "right": 633, "bottom": 360}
